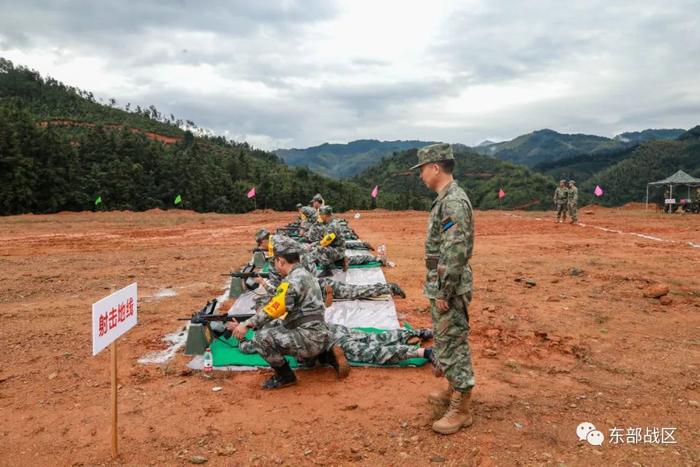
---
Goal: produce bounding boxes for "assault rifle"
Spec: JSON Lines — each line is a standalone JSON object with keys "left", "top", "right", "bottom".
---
{"left": 225, "top": 263, "right": 270, "bottom": 280}
{"left": 178, "top": 299, "right": 254, "bottom": 341}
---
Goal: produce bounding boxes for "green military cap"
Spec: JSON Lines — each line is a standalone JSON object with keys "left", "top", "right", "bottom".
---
{"left": 270, "top": 234, "right": 301, "bottom": 256}
{"left": 319, "top": 205, "right": 333, "bottom": 215}
{"left": 409, "top": 143, "right": 454, "bottom": 170}
{"left": 255, "top": 228, "right": 270, "bottom": 243}
{"left": 301, "top": 206, "right": 316, "bottom": 218}
{"left": 559, "top": 179, "right": 566, "bottom": 184}
{"left": 295, "top": 203, "right": 303, "bottom": 209}
{"left": 311, "top": 193, "right": 324, "bottom": 202}
{"left": 569, "top": 180, "right": 576, "bottom": 185}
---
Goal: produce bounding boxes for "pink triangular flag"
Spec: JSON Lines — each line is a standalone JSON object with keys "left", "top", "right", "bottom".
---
{"left": 247, "top": 187, "right": 256, "bottom": 199}
{"left": 498, "top": 188, "right": 506, "bottom": 199}
{"left": 371, "top": 185, "right": 379, "bottom": 198}
{"left": 594, "top": 185, "right": 604, "bottom": 197}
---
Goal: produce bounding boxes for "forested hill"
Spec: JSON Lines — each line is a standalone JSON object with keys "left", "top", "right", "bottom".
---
{"left": 275, "top": 139, "right": 437, "bottom": 179}
{"left": 472, "top": 129, "right": 628, "bottom": 167}
{"left": 578, "top": 127, "right": 700, "bottom": 206}
{"left": 351, "top": 147, "right": 557, "bottom": 211}
{"left": 0, "top": 58, "right": 371, "bottom": 215}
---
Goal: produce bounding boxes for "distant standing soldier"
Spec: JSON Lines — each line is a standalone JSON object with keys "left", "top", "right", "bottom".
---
{"left": 411, "top": 143, "right": 476, "bottom": 435}
{"left": 567, "top": 180, "right": 578, "bottom": 224}
{"left": 553, "top": 180, "right": 569, "bottom": 223}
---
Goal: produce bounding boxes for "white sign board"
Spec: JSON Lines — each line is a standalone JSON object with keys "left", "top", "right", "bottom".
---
{"left": 665, "top": 198, "right": 676, "bottom": 205}
{"left": 92, "top": 283, "right": 138, "bottom": 355}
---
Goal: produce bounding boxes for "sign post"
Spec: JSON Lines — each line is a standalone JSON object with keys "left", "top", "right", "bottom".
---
{"left": 92, "top": 283, "right": 138, "bottom": 459}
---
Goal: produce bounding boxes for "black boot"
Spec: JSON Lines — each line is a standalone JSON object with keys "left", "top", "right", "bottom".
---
{"left": 388, "top": 283, "right": 406, "bottom": 298}
{"left": 417, "top": 328, "right": 434, "bottom": 340}
{"left": 262, "top": 361, "right": 297, "bottom": 390}
{"left": 423, "top": 347, "right": 436, "bottom": 366}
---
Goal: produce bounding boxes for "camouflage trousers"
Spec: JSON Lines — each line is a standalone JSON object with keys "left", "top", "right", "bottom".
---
{"left": 329, "top": 324, "right": 422, "bottom": 364}
{"left": 318, "top": 278, "right": 391, "bottom": 300}
{"left": 430, "top": 295, "right": 475, "bottom": 393}
{"left": 347, "top": 254, "right": 380, "bottom": 265}
{"left": 345, "top": 240, "right": 372, "bottom": 250}
{"left": 568, "top": 202, "right": 578, "bottom": 222}
{"left": 249, "top": 320, "right": 330, "bottom": 368}
{"left": 555, "top": 202, "right": 567, "bottom": 220}
{"left": 308, "top": 246, "right": 345, "bottom": 267}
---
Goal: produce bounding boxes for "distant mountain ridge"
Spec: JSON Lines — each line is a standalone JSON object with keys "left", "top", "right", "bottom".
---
{"left": 280, "top": 127, "right": 687, "bottom": 179}
{"left": 613, "top": 128, "right": 685, "bottom": 143}
{"left": 471, "top": 128, "right": 628, "bottom": 167}
{"left": 275, "top": 139, "right": 437, "bottom": 179}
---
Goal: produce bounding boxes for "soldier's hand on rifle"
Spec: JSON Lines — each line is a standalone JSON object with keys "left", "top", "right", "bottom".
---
{"left": 232, "top": 322, "right": 248, "bottom": 340}
{"left": 254, "top": 276, "right": 265, "bottom": 286}
{"left": 225, "top": 318, "right": 239, "bottom": 332}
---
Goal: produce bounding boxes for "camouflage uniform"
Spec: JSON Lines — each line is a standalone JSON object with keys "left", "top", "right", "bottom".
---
{"left": 305, "top": 221, "right": 325, "bottom": 243}
{"left": 298, "top": 206, "right": 318, "bottom": 239}
{"left": 308, "top": 216, "right": 346, "bottom": 268}
{"left": 243, "top": 262, "right": 330, "bottom": 368}
{"left": 423, "top": 178, "right": 475, "bottom": 393}
{"left": 553, "top": 182, "right": 569, "bottom": 222}
{"left": 328, "top": 324, "right": 424, "bottom": 364}
{"left": 347, "top": 254, "right": 381, "bottom": 265}
{"left": 318, "top": 277, "right": 393, "bottom": 300}
{"left": 567, "top": 181, "right": 578, "bottom": 223}
{"left": 242, "top": 324, "right": 424, "bottom": 365}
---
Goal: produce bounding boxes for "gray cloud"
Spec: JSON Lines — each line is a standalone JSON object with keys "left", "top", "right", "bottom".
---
{"left": 0, "top": 0, "right": 698, "bottom": 149}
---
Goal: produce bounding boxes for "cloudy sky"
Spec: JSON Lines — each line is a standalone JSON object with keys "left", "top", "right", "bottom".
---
{"left": 1, "top": 0, "right": 699, "bottom": 149}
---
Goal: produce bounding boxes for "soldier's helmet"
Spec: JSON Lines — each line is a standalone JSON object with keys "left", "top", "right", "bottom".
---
{"left": 569, "top": 180, "right": 576, "bottom": 185}
{"left": 559, "top": 179, "right": 566, "bottom": 184}
{"left": 255, "top": 228, "right": 270, "bottom": 243}
{"left": 301, "top": 206, "right": 316, "bottom": 218}
{"left": 410, "top": 143, "right": 454, "bottom": 170}
{"left": 295, "top": 203, "right": 303, "bottom": 209}
{"left": 270, "top": 235, "right": 301, "bottom": 256}
{"left": 319, "top": 205, "right": 333, "bottom": 216}
{"left": 311, "top": 193, "right": 324, "bottom": 204}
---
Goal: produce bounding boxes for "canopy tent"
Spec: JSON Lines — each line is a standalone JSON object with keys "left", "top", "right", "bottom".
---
{"left": 646, "top": 170, "right": 700, "bottom": 210}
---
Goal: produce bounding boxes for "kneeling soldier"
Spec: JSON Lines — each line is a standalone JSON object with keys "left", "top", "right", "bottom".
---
{"left": 228, "top": 236, "right": 347, "bottom": 389}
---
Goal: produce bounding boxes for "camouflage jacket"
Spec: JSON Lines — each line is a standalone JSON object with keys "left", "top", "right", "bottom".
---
{"left": 246, "top": 263, "right": 325, "bottom": 329}
{"left": 322, "top": 218, "right": 346, "bottom": 249}
{"left": 306, "top": 221, "right": 325, "bottom": 242}
{"left": 424, "top": 180, "right": 474, "bottom": 300}
{"left": 568, "top": 186, "right": 578, "bottom": 205}
{"left": 553, "top": 186, "right": 569, "bottom": 204}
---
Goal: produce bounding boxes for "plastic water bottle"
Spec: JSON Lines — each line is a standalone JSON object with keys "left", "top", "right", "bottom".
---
{"left": 203, "top": 348, "right": 213, "bottom": 375}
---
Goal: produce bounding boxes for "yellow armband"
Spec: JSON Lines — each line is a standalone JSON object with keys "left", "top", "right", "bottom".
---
{"left": 268, "top": 238, "right": 274, "bottom": 257}
{"left": 300, "top": 213, "right": 307, "bottom": 221}
{"left": 263, "top": 282, "right": 289, "bottom": 318}
{"left": 320, "top": 232, "right": 336, "bottom": 247}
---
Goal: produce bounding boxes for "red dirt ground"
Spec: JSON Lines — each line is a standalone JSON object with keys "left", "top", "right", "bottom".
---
{"left": 0, "top": 207, "right": 698, "bottom": 466}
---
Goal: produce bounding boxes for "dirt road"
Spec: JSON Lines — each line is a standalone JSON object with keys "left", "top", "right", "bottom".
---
{"left": 0, "top": 206, "right": 698, "bottom": 466}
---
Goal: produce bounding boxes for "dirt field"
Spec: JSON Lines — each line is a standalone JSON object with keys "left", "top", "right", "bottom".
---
{"left": 0, "top": 206, "right": 698, "bottom": 466}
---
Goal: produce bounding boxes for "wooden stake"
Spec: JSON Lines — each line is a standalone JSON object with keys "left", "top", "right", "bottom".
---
{"left": 111, "top": 340, "right": 118, "bottom": 459}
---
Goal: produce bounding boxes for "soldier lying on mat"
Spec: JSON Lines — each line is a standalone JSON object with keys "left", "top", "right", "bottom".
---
{"left": 252, "top": 231, "right": 405, "bottom": 304}
{"left": 239, "top": 323, "right": 435, "bottom": 367}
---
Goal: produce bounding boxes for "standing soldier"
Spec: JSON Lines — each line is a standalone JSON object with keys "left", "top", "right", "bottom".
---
{"left": 411, "top": 143, "right": 476, "bottom": 435}
{"left": 567, "top": 180, "right": 578, "bottom": 224}
{"left": 553, "top": 180, "right": 569, "bottom": 223}
{"left": 228, "top": 236, "right": 347, "bottom": 389}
